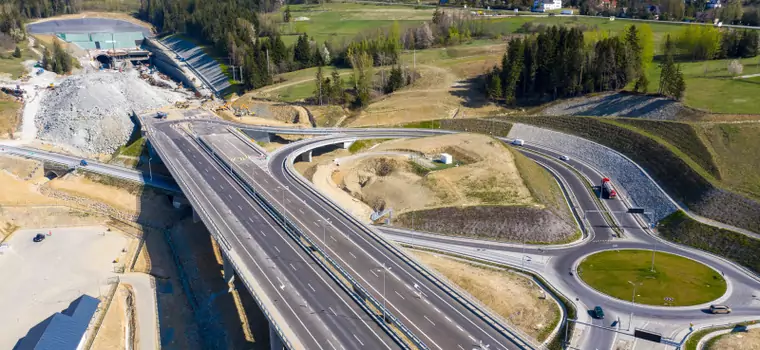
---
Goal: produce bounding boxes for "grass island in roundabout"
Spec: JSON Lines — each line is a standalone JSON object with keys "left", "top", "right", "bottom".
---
{"left": 577, "top": 250, "right": 727, "bottom": 306}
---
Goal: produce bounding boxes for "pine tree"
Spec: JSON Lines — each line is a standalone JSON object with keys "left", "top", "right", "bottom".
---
{"left": 384, "top": 66, "right": 404, "bottom": 94}
{"left": 284, "top": 5, "right": 292, "bottom": 22}
{"left": 485, "top": 66, "right": 502, "bottom": 101}
{"left": 503, "top": 38, "right": 524, "bottom": 106}
{"left": 329, "top": 69, "right": 343, "bottom": 104}
{"left": 314, "top": 66, "right": 325, "bottom": 105}
{"left": 12, "top": 46, "right": 21, "bottom": 58}
{"left": 294, "top": 33, "right": 312, "bottom": 67}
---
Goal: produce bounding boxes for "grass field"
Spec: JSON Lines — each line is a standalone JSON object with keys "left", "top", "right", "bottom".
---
{"left": 0, "top": 42, "right": 38, "bottom": 79}
{"left": 643, "top": 57, "right": 760, "bottom": 115}
{"left": 578, "top": 250, "right": 726, "bottom": 306}
{"left": 277, "top": 3, "right": 433, "bottom": 45}
{"left": 0, "top": 98, "right": 21, "bottom": 138}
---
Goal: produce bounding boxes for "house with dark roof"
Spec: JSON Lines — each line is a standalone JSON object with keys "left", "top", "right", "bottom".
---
{"left": 15, "top": 295, "right": 101, "bottom": 350}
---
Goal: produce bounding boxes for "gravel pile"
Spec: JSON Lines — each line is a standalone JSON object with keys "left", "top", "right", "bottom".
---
{"left": 508, "top": 123, "right": 679, "bottom": 223}
{"left": 36, "top": 70, "right": 185, "bottom": 154}
{"left": 540, "top": 92, "right": 688, "bottom": 120}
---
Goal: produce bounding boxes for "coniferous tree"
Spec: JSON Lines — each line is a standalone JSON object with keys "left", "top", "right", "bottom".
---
{"left": 294, "top": 33, "right": 312, "bottom": 67}
{"left": 284, "top": 5, "right": 292, "bottom": 22}
{"left": 314, "top": 66, "right": 325, "bottom": 105}
{"left": 12, "top": 46, "right": 21, "bottom": 58}
{"left": 329, "top": 69, "right": 343, "bottom": 104}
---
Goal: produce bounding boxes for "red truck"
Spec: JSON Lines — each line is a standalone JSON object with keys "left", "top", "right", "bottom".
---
{"left": 601, "top": 177, "right": 617, "bottom": 199}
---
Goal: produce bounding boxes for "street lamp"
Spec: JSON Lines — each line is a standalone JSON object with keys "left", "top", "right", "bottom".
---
{"left": 375, "top": 263, "right": 392, "bottom": 323}
{"left": 317, "top": 218, "right": 331, "bottom": 247}
{"left": 628, "top": 280, "right": 642, "bottom": 330}
{"left": 148, "top": 157, "right": 153, "bottom": 181}
{"left": 277, "top": 185, "right": 289, "bottom": 224}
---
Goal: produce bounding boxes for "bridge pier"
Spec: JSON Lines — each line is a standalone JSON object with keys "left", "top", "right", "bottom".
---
{"left": 222, "top": 253, "right": 236, "bottom": 285}
{"left": 192, "top": 207, "right": 201, "bottom": 223}
{"left": 342, "top": 140, "right": 355, "bottom": 149}
{"left": 300, "top": 151, "right": 312, "bottom": 163}
{"left": 270, "top": 323, "right": 285, "bottom": 350}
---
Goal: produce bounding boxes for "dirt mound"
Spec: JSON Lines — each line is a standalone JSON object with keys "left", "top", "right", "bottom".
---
{"left": 540, "top": 92, "right": 701, "bottom": 120}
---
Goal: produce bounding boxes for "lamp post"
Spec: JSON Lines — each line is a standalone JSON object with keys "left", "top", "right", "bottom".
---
{"left": 318, "top": 218, "right": 331, "bottom": 248}
{"left": 375, "top": 263, "right": 392, "bottom": 322}
{"left": 651, "top": 241, "right": 657, "bottom": 273}
{"left": 628, "top": 280, "right": 642, "bottom": 330}
{"left": 277, "top": 185, "right": 289, "bottom": 224}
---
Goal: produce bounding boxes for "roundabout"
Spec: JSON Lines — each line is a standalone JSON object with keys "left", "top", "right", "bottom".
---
{"left": 577, "top": 250, "right": 727, "bottom": 306}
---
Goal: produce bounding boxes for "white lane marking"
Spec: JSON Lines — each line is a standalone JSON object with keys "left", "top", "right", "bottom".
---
{"left": 434, "top": 307, "right": 441, "bottom": 313}
{"left": 456, "top": 325, "right": 464, "bottom": 332}
{"left": 289, "top": 263, "right": 297, "bottom": 271}
{"left": 228, "top": 194, "right": 232, "bottom": 199}
{"left": 211, "top": 175, "right": 215, "bottom": 180}
{"left": 204, "top": 168, "right": 208, "bottom": 173}
{"left": 299, "top": 208, "right": 304, "bottom": 214}
{"left": 260, "top": 230, "right": 266, "bottom": 237}
{"left": 326, "top": 340, "right": 337, "bottom": 350}
{"left": 445, "top": 316, "right": 452, "bottom": 323}
{"left": 458, "top": 345, "right": 465, "bottom": 350}
{"left": 308, "top": 283, "right": 316, "bottom": 292}
{"left": 395, "top": 290, "right": 405, "bottom": 300}
{"left": 352, "top": 334, "right": 364, "bottom": 347}
{"left": 424, "top": 315, "right": 436, "bottom": 326}
{"left": 274, "top": 246, "right": 280, "bottom": 253}
{"left": 349, "top": 252, "right": 357, "bottom": 259}
{"left": 370, "top": 270, "right": 379, "bottom": 278}
{"left": 329, "top": 306, "right": 338, "bottom": 316}
{"left": 330, "top": 235, "right": 337, "bottom": 242}
{"left": 248, "top": 217, "right": 254, "bottom": 223}
{"left": 238, "top": 205, "right": 242, "bottom": 210}
{"left": 468, "top": 335, "right": 477, "bottom": 343}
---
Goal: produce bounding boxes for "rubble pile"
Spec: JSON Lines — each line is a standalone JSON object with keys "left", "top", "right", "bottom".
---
{"left": 35, "top": 70, "right": 187, "bottom": 154}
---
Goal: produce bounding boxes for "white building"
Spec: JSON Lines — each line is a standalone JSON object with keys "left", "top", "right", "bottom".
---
{"left": 533, "top": 0, "right": 563, "bottom": 11}
{"left": 439, "top": 153, "right": 453, "bottom": 165}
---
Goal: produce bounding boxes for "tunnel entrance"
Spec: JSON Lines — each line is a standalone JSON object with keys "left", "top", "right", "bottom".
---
{"left": 44, "top": 171, "right": 59, "bottom": 180}
{"left": 95, "top": 54, "right": 112, "bottom": 68}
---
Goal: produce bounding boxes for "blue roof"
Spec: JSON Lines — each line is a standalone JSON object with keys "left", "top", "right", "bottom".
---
{"left": 17, "top": 295, "right": 100, "bottom": 350}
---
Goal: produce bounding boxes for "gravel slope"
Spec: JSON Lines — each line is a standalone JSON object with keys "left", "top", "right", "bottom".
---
{"left": 508, "top": 123, "right": 679, "bottom": 223}
{"left": 540, "top": 92, "right": 689, "bottom": 120}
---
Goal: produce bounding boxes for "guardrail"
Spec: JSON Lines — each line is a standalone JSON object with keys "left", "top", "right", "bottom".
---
{"left": 281, "top": 136, "right": 544, "bottom": 349}
{"left": 193, "top": 134, "right": 427, "bottom": 350}
{"left": 149, "top": 131, "right": 298, "bottom": 350}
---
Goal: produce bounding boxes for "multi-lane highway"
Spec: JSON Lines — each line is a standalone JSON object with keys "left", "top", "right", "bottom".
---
{"left": 7, "top": 117, "right": 760, "bottom": 350}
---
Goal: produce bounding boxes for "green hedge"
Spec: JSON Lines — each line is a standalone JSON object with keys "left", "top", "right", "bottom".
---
{"left": 500, "top": 116, "right": 760, "bottom": 233}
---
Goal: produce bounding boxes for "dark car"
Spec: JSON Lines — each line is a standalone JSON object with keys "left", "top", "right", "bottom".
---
{"left": 593, "top": 306, "right": 605, "bottom": 319}
{"left": 33, "top": 233, "right": 46, "bottom": 242}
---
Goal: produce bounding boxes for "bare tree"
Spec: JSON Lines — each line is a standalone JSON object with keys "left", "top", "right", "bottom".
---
{"left": 415, "top": 23, "right": 434, "bottom": 49}
{"left": 728, "top": 59, "right": 743, "bottom": 76}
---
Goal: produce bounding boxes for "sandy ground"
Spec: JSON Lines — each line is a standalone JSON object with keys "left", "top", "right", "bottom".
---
{"left": 409, "top": 250, "right": 559, "bottom": 341}
{"left": 349, "top": 63, "right": 504, "bottom": 127}
{"left": 0, "top": 166, "right": 59, "bottom": 206}
{"left": 91, "top": 284, "right": 128, "bottom": 350}
{"left": 326, "top": 134, "right": 534, "bottom": 217}
{"left": 0, "top": 226, "right": 131, "bottom": 349}
{"left": 710, "top": 328, "right": 760, "bottom": 349}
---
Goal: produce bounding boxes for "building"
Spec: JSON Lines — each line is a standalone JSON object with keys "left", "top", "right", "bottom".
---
{"left": 439, "top": 153, "right": 453, "bottom": 165}
{"left": 533, "top": 0, "right": 563, "bottom": 12}
{"left": 17, "top": 295, "right": 101, "bottom": 350}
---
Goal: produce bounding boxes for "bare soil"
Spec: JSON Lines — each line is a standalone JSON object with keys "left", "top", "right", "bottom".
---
{"left": 91, "top": 284, "right": 128, "bottom": 350}
{"left": 409, "top": 250, "right": 559, "bottom": 341}
{"left": 710, "top": 328, "right": 760, "bottom": 349}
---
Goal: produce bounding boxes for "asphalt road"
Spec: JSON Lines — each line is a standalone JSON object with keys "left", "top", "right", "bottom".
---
{"left": 201, "top": 128, "right": 536, "bottom": 350}
{"left": 150, "top": 122, "right": 397, "bottom": 350}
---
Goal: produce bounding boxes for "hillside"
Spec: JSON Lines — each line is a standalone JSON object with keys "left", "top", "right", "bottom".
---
{"left": 303, "top": 133, "right": 577, "bottom": 243}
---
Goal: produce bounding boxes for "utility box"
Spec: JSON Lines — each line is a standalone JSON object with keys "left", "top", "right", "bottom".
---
{"left": 440, "top": 153, "right": 453, "bottom": 165}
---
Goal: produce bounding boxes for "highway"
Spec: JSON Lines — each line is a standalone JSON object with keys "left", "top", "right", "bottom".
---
{"left": 147, "top": 121, "right": 399, "bottom": 349}
{"left": 7, "top": 118, "right": 760, "bottom": 349}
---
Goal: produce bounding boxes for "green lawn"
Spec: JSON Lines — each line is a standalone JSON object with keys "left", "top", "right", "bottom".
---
{"left": 643, "top": 57, "right": 760, "bottom": 114}
{"left": 114, "top": 136, "right": 147, "bottom": 158}
{"left": 578, "top": 250, "right": 726, "bottom": 306}
{"left": 278, "top": 3, "right": 432, "bottom": 45}
{"left": 0, "top": 42, "right": 39, "bottom": 79}
{"left": 697, "top": 123, "right": 760, "bottom": 201}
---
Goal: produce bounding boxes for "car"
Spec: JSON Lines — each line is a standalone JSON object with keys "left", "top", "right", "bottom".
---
{"left": 593, "top": 306, "right": 605, "bottom": 319}
{"left": 559, "top": 155, "right": 570, "bottom": 161}
{"left": 709, "top": 304, "right": 731, "bottom": 314}
{"left": 33, "top": 233, "right": 46, "bottom": 242}
{"left": 79, "top": 159, "right": 88, "bottom": 166}
{"left": 511, "top": 139, "right": 525, "bottom": 146}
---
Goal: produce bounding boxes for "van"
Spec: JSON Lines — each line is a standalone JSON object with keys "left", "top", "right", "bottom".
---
{"left": 709, "top": 305, "right": 731, "bottom": 314}
{"left": 511, "top": 139, "right": 525, "bottom": 146}
{"left": 561, "top": 10, "right": 574, "bottom": 15}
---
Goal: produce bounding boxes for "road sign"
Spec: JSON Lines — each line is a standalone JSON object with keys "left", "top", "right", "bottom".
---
{"left": 634, "top": 328, "right": 663, "bottom": 343}
{"left": 628, "top": 208, "right": 646, "bottom": 214}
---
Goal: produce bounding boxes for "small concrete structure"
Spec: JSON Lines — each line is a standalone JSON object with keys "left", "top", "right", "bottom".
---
{"left": 16, "top": 295, "right": 100, "bottom": 350}
{"left": 300, "top": 151, "right": 312, "bottom": 163}
{"left": 439, "top": 153, "right": 453, "bottom": 165}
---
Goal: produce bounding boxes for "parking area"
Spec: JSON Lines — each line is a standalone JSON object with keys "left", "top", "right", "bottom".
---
{"left": 0, "top": 226, "right": 130, "bottom": 349}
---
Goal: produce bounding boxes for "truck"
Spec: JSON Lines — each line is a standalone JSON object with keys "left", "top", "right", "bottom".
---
{"left": 601, "top": 177, "right": 617, "bottom": 199}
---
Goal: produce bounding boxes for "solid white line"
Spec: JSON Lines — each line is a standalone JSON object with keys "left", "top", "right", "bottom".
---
{"left": 327, "top": 340, "right": 337, "bottom": 350}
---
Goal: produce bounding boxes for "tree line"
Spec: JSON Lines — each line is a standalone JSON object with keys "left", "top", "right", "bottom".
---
{"left": 673, "top": 25, "right": 759, "bottom": 61}
{"left": 485, "top": 25, "right": 685, "bottom": 103}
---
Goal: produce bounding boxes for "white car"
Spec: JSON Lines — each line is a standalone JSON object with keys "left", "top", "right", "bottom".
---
{"left": 559, "top": 155, "right": 570, "bottom": 161}
{"left": 511, "top": 139, "right": 525, "bottom": 146}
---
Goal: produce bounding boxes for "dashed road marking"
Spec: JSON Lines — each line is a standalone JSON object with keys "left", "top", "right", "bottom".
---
{"left": 395, "top": 290, "right": 405, "bottom": 300}
{"left": 308, "top": 283, "right": 316, "bottom": 292}
{"left": 424, "top": 315, "right": 435, "bottom": 326}
{"left": 352, "top": 334, "right": 364, "bottom": 346}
